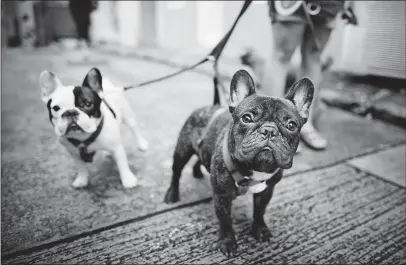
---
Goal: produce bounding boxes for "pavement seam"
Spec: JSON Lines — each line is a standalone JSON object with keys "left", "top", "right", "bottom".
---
{"left": 2, "top": 141, "right": 404, "bottom": 260}
{"left": 346, "top": 163, "right": 406, "bottom": 190}
{"left": 283, "top": 141, "right": 406, "bottom": 180}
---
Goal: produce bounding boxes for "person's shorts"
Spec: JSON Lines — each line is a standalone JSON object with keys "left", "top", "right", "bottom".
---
{"left": 268, "top": 0, "right": 345, "bottom": 28}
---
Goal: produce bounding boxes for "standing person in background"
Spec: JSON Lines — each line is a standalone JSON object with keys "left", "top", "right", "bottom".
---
{"left": 258, "top": 1, "right": 356, "bottom": 150}
{"left": 68, "top": 0, "right": 98, "bottom": 49}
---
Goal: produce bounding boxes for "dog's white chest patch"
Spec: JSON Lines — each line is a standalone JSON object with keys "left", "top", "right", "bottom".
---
{"left": 247, "top": 171, "right": 268, "bottom": 193}
{"left": 251, "top": 171, "right": 271, "bottom": 182}
{"left": 247, "top": 170, "right": 279, "bottom": 194}
{"left": 248, "top": 182, "right": 267, "bottom": 193}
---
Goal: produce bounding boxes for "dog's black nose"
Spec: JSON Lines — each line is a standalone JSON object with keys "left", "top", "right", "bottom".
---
{"left": 62, "top": 109, "right": 79, "bottom": 118}
{"left": 259, "top": 126, "right": 278, "bottom": 138}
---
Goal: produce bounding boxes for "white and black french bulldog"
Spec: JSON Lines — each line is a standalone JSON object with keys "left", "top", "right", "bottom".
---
{"left": 40, "top": 68, "right": 148, "bottom": 189}
{"left": 164, "top": 69, "right": 314, "bottom": 257}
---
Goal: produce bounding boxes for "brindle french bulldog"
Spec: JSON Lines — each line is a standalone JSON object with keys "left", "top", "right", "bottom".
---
{"left": 164, "top": 69, "right": 314, "bottom": 257}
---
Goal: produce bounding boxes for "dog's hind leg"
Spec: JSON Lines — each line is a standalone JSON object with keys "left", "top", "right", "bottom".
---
{"left": 121, "top": 100, "right": 149, "bottom": 151}
{"left": 164, "top": 125, "right": 195, "bottom": 203}
{"left": 193, "top": 160, "right": 204, "bottom": 179}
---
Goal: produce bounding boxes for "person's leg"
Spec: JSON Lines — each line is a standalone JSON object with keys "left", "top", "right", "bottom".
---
{"left": 69, "top": 0, "right": 92, "bottom": 48}
{"left": 69, "top": 2, "right": 80, "bottom": 44}
{"left": 299, "top": 25, "right": 332, "bottom": 150}
{"left": 79, "top": 2, "right": 92, "bottom": 48}
{"left": 260, "top": 21, "right": 306, "bottom": 98}
{"left": 79, "top": 12, "right": 91, "bottom": 48}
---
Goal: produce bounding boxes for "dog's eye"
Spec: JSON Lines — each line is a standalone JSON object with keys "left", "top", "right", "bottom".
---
{"left": 52, "top": 105, "right": 60, "bottom": 112}
{"left": 84, "top": 101, "right": 92, "bottom": 107}
{"left": 287, "top": 121, "right": 297, "bottom": 131}
{"left": 241, "top": 114, "right": 253, "bottom": 123}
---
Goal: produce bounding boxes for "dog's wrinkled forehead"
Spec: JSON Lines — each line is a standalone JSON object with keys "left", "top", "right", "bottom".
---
{"left": 235, "top": 95, "right": 301, "bottom": 121}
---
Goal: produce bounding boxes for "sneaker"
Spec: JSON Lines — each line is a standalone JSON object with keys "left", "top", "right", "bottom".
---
{"left": 301, "top": 123, "right": 328, "bottom": 150}
{"left": 295, "top": 142, "right": 302, "bottom": 154}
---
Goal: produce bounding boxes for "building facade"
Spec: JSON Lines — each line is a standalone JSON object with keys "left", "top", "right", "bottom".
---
{"left": 3, "top": 1, "right": 405, "bottom": 79}
{"left": 90, "top": 1, "right": 271, "bottom": 58}
{"left": 91, "top": 0, "right": 406, "bottom": 79}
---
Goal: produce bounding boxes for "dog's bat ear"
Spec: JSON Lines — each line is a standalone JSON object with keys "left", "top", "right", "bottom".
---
{"left": 83, "top": 68, "right": 103, "bottom": 93}
{"left": 285, "top": 77, "right": 314, "bottom": 123}
{"left": 229, "top": 69, "right": 256, "bottom": 113}
{"left": 39, "top": 71, "right": 63, "bottom": 102}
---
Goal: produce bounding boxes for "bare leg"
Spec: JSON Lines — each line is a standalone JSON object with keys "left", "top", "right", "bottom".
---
{"left": 260, "top": 22, "right": 306, "bottom": 98}
{"left": 300, "top": 25, "right": 332, "bottom": 150}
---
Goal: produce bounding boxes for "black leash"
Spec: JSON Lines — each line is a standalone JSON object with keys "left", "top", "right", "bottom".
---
{"left": 124, "top": 0, "right": 253, "bottom": 92}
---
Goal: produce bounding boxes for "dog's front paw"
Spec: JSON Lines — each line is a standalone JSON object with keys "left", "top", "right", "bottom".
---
{"left": 218, "top": 237, "right": 238, "bottom": 258}
{"left": 138, "top": 138, "right": 149, "bottom": 152}
{"left": 121, "top": 172, "right": 138, "bottom": 189}
{"left": 252, "top": 222, "right": 272, "bottom": 242}
{"left": 72, "top": 174, "right": 89, "bottom": 188}
{"left": 164, "top": 185, "right": 179, "bottom": 203}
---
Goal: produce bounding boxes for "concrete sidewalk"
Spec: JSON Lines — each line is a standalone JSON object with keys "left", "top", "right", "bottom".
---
{"left": 1, "top": 47, "right": 405, "bottom": 264}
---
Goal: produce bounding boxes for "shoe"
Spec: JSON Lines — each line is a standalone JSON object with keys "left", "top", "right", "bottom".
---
{"left": 295, "top": 142, "right": 302, "bottom": 154}
{"left": 301, "top": 123, "right": 328, "bottom": 151}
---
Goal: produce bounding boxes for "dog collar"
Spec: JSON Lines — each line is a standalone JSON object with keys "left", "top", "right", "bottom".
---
{"left": 222, "top": 130, "right": 280, "bottom": 195}
{"left": 67, "top": 117, "right": 104, "bottom": 162}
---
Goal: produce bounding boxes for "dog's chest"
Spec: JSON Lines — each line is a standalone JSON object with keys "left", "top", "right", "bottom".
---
{"left": 245, "top": 171, "right": 275, "bottom": 194}
{"left": 248, "top": 182, "right": 267, "bottom": 193}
